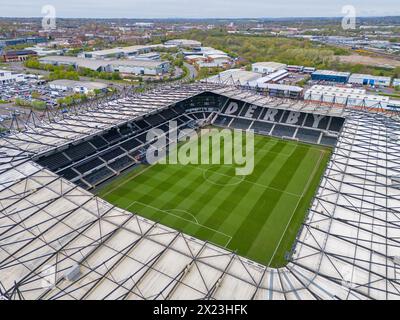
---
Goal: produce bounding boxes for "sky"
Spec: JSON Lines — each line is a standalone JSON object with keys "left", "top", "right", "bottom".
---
{"left": 1, "top": 0, "right": 400, "bottom": 19}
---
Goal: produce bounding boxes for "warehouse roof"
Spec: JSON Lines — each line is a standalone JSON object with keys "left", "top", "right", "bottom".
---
{"left": 206, "top": 69, "right": 261, "bottom": 85}
{"left": 349, "top": 73, "right": 392, "bottom": 81}
{"left": 49, "top": 79, "right": 108, "bottom": 90}
{"left": 312, "top": 70, "right": 351, "bottom": 77}
{"left": 252, "top": 61, "right": 287, "bottom": 70}
{"left": 40, "top": 56, "right": 168, "bottom": 71}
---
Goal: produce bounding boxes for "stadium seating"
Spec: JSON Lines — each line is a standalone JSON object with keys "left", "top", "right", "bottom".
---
{"left": 64, "top": 142, "right": 96, "bottom": 161}
{"left": 109, "top": 156, "right": 135, "bottom": 172}
{"left": 320, "top": 135, "right": 338, "bottom": 147}
{"left": 58, "top": 167, "right": 79, "bottom": 180}
{"left": 119, "top": 124, "right": 136, "bottom": 137}
{"left": 102, "top": 128, "right": 121, "bottom": 143}
{"left": 75, "top": 158, "right": 104, "bottom": 174}
{"left": 75, "top": 179, "right": 90, "bottom": 190}
{"left": 158, "top": 108, "right": 177, "bottom": 120}
{"left": 134, "top": 119, "right": 150, "bottom": 130}
{"left": 271, "top": 124, "right": 297, "bottom": 138}
{"left": 100, "top": 147, "right": 126, "bottom": 162}
{"left": 84, "top": 167, "right": 114, "bottom": 186}
{"left": 216, "top": 99, "right": 345, "bottom": 146}
{"left": 90, "top": 136, "right": 109, "bottom": 150}
{"left": 121, "top": 137, "right": 142, "bottom": 152}
{"left": 214, "top": 115, "right": 233, "bottom": 126}
{"left": 37, "top": 152, "right": 72, "bottom": 171}
{"left": 328, "top": 117, "right": 345, "bottom": 132}
{"left": 295, "top": 128, "right": 322, "bottom": 144}
{"left": 230, "top": 118, "right": 253, "bottom": 130}
{"left": 250, "top": 121, "right": 274, "bottom": 134}
{"left": 144, "top": 114, "right": 165, "bottom": 126}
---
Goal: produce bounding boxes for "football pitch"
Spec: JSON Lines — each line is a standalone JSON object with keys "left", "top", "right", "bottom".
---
{"left": 97, "top": 130, "right": 331, "bottom": 267}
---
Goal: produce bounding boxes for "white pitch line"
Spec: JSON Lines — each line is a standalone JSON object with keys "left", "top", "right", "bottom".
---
{"left": 125, "top": 200, "right": 232, "bottom": 244}
{"left": 100, "top": 165, "right": 152, "bottom": 198}
{"left": 165, "top": 208, "right": 199, "bottom": 224}
{"left": 189, "top": 164, "right": 302, "bottom": 198}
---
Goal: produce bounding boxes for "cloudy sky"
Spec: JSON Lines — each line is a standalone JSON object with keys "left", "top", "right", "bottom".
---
{"left": 1, "top": 0, "right": 399, "bottom": 18}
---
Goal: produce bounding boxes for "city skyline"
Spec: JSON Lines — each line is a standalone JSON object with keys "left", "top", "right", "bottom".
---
{"left": 0, "top": 0, "right": 400, "bottom": 19}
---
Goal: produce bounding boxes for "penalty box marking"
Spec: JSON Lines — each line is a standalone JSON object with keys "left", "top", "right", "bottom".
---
{"left": 124, "top": 200, "right": 233, "bottom": 248}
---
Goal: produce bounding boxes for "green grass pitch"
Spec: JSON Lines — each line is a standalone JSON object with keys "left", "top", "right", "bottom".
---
{"left": 97, "top": 130, "right": 331, "bottom": 267}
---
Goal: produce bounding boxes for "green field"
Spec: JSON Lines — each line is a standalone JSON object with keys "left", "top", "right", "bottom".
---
{"left": 97, "top": 130, "right": 331, "bottom": 267}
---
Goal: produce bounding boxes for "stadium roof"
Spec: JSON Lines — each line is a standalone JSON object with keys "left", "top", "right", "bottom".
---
{"left": 0, "top": 83, "right": 399, "bottom": 300}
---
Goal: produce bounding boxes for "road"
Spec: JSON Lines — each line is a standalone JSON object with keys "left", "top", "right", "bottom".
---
{"left": 184, "top": 62, "right": 198, "bottom": 81}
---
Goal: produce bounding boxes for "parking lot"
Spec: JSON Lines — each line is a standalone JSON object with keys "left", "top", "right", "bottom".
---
{"left": 0, "top": 77, "right": 80, "bottom": 127}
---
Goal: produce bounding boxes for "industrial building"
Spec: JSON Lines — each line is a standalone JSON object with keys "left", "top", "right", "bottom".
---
{"left": 305, "top": 85, "right": 400, "bottom": 109}
{"left": 393, "top": 78, "right": 400, "bottom": 87}
{"left": 39, "top": 56, "right": 170, "bottom": 76}
{"left": 134, "top": 52, "right": 160, "bottom": 60}
{"left": 40, "top": 56, "right": 107, "bottom": 71}
{"left": 48, "top": 80, "right": 109, "bottom": 94}
{"left": 256, "top": 83, "right": 303, "bottom": 99}
{"left": 286, "top": 65, "right": 304, "bottom": 73}
{"left": 311, "top": 70, "right": 351, "bottom": 83}
{"left": 184, "top": 47, "right": 232, "bottom": 68}
{"left": 247, "top": 69, "right": 289, "bottom": 87}
{"left": 348, "top": 73, "right": 392, "bottom": 87}
{"left": 0, "top": 70, "right": 25, "bottom": 84}
{"left": 2, "top": 49, "right": 37, "bottom": 62}
{"left": 24, "top": 46, "right": 63, "bottom": 57}
{"left": 164, "top": 39, "right": 202, "bottom": 48}
{"left": 205, "top": 69, "right": 262, "bottom": 85}
{"left": 78, "top": 45, "right": 162, "bottom": 59}
{"left": 0, "top": 36, "right": 47, "bottom": 47}
{"left": 108, "top": 59, "right": 170, "bottom": 76}
{"left": 204, "top": 69, "right": 300, "bottom": 98}
{"left": 252, "top": 62, "right": 287, "bottom": 74}
{"left": 303, "top": 67, "right": 316, "bottom": 74}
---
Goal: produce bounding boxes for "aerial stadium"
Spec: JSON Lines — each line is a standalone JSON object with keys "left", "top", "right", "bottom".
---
{"left": 0, "top": 82, "right": 399, "bottom": 300}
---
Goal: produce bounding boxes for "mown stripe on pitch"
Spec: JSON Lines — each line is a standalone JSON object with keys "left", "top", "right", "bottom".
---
{"left": 195, "top": 139, "right": 287, "bottom": 246}
{"left": 246, "top": 147, "right": 313, "bottom": 264}
{"left": 151, "top": 134, "right": 267, "bottom": 238}
{"left": 228, "top": 144, "right": 309, "bottom": 262}
{"left": 265, "top": 149, "right": 330, "bottom": 267}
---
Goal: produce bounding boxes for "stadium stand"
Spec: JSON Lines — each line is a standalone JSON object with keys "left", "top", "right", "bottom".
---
{"left": 100, "top": 147, "right": 125, "bottom": 162}
{"left": 109, "top": 155, "right": 135, "bottom": 172}
{"left": 320, "top": 134, "right": 338, "bottom": 147}
{"left": 58, "top": 167, "right": 79, "bottom": 180}
{"left": 271, "top": 124, "right": 297, "bottom": 138}
{"left": 64, "top": 141, "right": 96, "bottom": 161}
{"left": 75, "top": 158, "right": 104, "bottom": 174}
{"left": 84, "top": 166, "right": 114, "bottom": 186}
{"left": 250, "top": 121, "right": 274, "bottom": 135}
{"left": 230, "top": 118, "right": 253, "bottom": 130}
{"left": 2, "top": 84, "right": 397, "bottom": 300}
{"left": 121, "top": 137, "right": 142, "bottom": 152}
{"left": 328, "top": 117, "right": 345, "bottom": 132}
{"left": 215, "top": 98, "right": 345, "bottom": 146}
{"left": 36, "top": 152, "right": 72, "bottom": 171}
{"left": 89, "top": 135, "right": 109, "bottom": 150}
{"left": 102, "top": 128, "right": 122, "bottom": 143}
{"left": 295, "top": 128, "right": 322, "bottom": 144}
